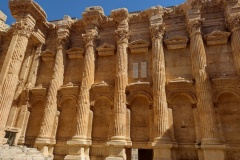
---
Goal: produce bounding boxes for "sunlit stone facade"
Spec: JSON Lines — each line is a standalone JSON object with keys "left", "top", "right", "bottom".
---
{"left": 0, "top": 0, "right": 240, "bottom": 160}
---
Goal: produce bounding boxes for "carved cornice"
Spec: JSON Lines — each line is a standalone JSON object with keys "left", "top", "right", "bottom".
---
{"left": 29, "top": 86, "right": 47, "bottom": 103}
{"left": 82, "top": 6, "right": 104, "bottom": 28}
{"left": 167, "top": 77, "right": 195, "bottom": 89}
{"left": 9, "top": 0, "right": 47, "bottom": 22}
{"left": 58, "top": 84, "right": 79, "bottom": 105}
{"left": 66, "top": 47, "right": 84, "bottom": 59}
{"left": 164, "top": 35, "right": 189, "bottom": 50}
{"left": 115, "top": 28, "right": 130, "bottom": 44}
{"left": 204, "top": 30, "right": 231, "bottom": 45}
{"left": 82, "top": 28, "right": 99, "bottom": 47}
{"left": 96, "top": 43, "right": 115, "bottom": 56}
{"left": 41, "top": 49, "right": 55, "bottom": 62}
{"left": 129, "top": 40, "right": 150, "bottom": 54}
{"left": 150, "top": 24, "right": 165, "bottom": 40}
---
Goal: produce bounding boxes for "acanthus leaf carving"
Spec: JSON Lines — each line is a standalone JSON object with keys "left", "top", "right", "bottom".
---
{"left": 115, "top": 28, "right": 130, "bottom": 43}
{"left": 226, "top": 13, "right": 240, "bottom": 31}
{"left": 187, "top": 19, "right": 204, "bottom": 36}
{"left": 150, "top": 24, "right": 165, "bottom": 40}
{"left": 82, "top": 28, "right": 98, "bottom": 47}
{"left": 13, "top": 20, "right": 34, "bottom": 38}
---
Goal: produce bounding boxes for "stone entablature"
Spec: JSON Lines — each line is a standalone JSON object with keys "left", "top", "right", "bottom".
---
{"left": 1, "top": 0, "right": 240, "bottom": 160}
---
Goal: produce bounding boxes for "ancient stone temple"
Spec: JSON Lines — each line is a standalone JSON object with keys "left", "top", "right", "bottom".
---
{"left": 0, "top": 0, "right": 240, "bottom": 159}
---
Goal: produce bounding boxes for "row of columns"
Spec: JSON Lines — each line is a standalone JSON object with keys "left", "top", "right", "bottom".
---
{"left": 0, "top": 3, "right": 240, "bottom": 160}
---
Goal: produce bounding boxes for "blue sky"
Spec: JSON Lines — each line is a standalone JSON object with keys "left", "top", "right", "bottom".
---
{"left": 0, "top": 0, "right": 185, "bottom": 25}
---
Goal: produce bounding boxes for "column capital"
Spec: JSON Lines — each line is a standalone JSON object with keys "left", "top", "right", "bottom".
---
{"left": 115, "top": 28, "right": 129, "bottom": 44}
{"left": 13, "top": 15, "right": 36, "bottom": 38}
{"left": 226, "top": 13, "right": 240, "bottom": 31}
{"left": 56, "top": 16, "right": 73, "bottom": 50}
{"left": 82, "top": 27, "right": 99, "bottom": 48}
{"left": 187, "top": 19, "right": 204, "bottom": 37}
{"left": 111, "top": 8, "right": 129, "bottom": 29}
{"left": 150, "top": 24, "right": 165, "bottom": 40}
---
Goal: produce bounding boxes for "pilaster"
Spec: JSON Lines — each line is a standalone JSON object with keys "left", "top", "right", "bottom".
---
{"left": 0, "top": 14, "right": 35, "bottom": 144}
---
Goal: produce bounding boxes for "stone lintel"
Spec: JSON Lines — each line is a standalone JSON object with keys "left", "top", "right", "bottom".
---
{"left": 66, "top": 47, "right": 84, "bottom": 59}
{"left": 129, "top": 39, "right": 150, "bottom": 54}
{"left": 164, "top": 35, "right": 188, "bottom": 50}
{"left": 96, "top": 43, "right": 115, "bottom": 56}
{"left": 204, "top": 30, "right": 231, "bottom": 46}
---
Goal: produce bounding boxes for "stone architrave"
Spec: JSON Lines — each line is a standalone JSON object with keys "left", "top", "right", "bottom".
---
{"left": 187, "top": 9, "right": 225, "bottom": 160}
{"left": 35, "top": 20, "right": 72, "bottom": 156}
{"left": 0, "top": 15, "right": 35, "bottom": 144}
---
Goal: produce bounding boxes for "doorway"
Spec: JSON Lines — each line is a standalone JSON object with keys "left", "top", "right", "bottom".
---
{"left": 126, "top": 148, "right": 153, "bottom": 160}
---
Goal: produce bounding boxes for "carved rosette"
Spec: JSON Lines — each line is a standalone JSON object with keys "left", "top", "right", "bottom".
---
{"left": 187, "top": 19, "right": 203, "bottom": 37}
{"left": 115, "top": 28, "right": 129, "bottom": 44}
{"left": 150, "top": 24, "right": 165, "bottom": 40}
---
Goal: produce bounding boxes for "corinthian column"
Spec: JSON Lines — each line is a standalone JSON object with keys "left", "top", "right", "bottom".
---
{"left": 226, "top": 13, "right": 240, "bottom": 75}
{"left": 73, "top": 28, "right": 98, "bottom": 140}
{"left": 0, "top": 15, "right": 35, "bottom": 144}
{"left": 35, "top": 20, "right": 71, "bottom": 156}
{"left": 147, "top": 9, "right": 172, "bottom": 159}
{"left": 187, "top": 9, "right": 225, "bottom": 160}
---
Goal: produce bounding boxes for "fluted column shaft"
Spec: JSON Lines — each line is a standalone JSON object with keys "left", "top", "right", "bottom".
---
{"left": 112, "top": 29, "right": 129, "bottom": 140}
{"left": 188, "top": 19, "right": 218, "bottom": 143}
{"left": 151, "top": 25, "right": 169, "bottom": 141}
{"left": 74, "top": 28, "right": 98, "bottom": 139}
{"left": 0, "top": 16, "right": 35, "bottom": 130}
{"left": 231, "top": 28, "right": 240, "bottom": 75}
{"left": 38, "top": 30, "right": 70, "bottom": 140}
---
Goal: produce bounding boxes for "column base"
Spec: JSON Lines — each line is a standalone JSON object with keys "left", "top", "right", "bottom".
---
{"left": 65, "top": 139, "right": 91, "bottom": 160}
{"left": 105, "top": 140, "right": 129, "bottom": 160}
{"left": 201, "top": 144, "right": 226, "bottom": 160}
{"left": 34, "top": 137, "right": 55, "bottom": 158}
{"left": 152, "top": 140, "right": 173, "bottom": 160}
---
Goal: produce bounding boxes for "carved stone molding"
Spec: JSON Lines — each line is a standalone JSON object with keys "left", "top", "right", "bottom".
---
{"left": 96, "top": 43, "right": 115, "bottom": 56}
{"left": 226, "top": 13, "right": 240, "bottom": 31}
{"left": 82, "top": 6, "right": 104, "bottom": 27}
{"left": 111, "top": 8, "right": 129, "bottom": 29}
{"left": 90, "top": 81, "right": 114, "bottom": 105}
{"left": 41, "top": 49, "right": 55, "bottom": 62}
{"left": 167, "top": 77, "right": 195, "bottom": 89}
{"left": 204, "top": 30, "right": 231, "bottom": 45}
{"left": 211, "top": 76, "right": 240, "bottom": 88}
{"left": 57, "top": 85, "right": 79, "bottom": 106}
{"left": 164, "top": 35, "right": 188, "bottom": 50}
{"left": 29, "top": 86, "right": 47, "bottom": 104}
{"left": 129, "top": 40, "right": 150, "bottom": 54}
{"left": 66, "top": 47, "right": 84, "bottom": 59}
